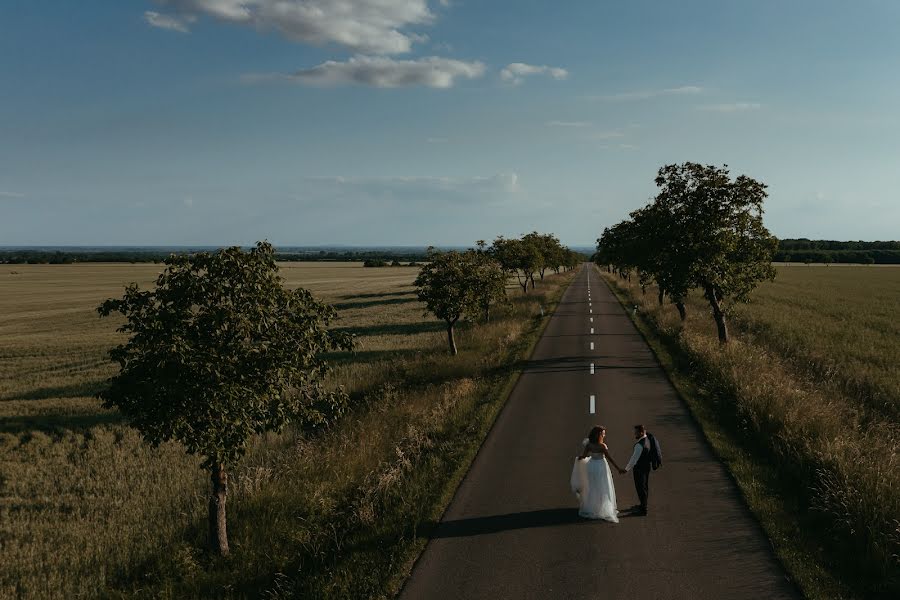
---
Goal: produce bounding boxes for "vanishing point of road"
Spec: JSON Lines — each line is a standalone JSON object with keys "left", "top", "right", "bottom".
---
{"left": 399, "top": 264, "right": 798, "bottom": 600}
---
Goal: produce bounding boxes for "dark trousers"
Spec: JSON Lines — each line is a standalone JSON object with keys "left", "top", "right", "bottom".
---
{"left": 633, "top": 467, "right": 650, "bottom": 512}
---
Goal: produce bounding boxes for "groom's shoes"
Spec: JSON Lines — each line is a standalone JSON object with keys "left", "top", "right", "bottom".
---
{"left": 620, "top": 505, "right": 648, "bottom": 516}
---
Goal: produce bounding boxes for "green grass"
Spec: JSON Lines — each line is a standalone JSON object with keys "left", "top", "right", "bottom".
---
{"left": 0, "top": 262, "right": 574, "bottom": 599}
{"left": 600, "top": 264, "right": 900, "bottom": 600}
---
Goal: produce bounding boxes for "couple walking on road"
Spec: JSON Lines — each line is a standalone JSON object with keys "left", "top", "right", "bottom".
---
{"left": 571, "top": 424, "right": 660, "bottom": 522}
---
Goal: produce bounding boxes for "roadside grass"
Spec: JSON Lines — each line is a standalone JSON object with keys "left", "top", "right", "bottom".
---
{"left": 600, "top": 265, "right": 900, "bottom": 600}
{"left": 0, "top": 262, "right": 573, "bottom": 599}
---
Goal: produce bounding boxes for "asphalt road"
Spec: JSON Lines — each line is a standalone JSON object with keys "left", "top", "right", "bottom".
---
{"left": 399, "top": 264, "right": 798, "bottom": 600}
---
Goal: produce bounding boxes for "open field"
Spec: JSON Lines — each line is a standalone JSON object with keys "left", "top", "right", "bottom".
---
{"left": 603, "top": 265, "right": 900, "bottom": 599}
{"left": 0, "top": 262, "right": 573, "bottom": 598}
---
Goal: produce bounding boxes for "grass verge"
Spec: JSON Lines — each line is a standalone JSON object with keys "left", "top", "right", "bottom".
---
{"left": 599, "top": 266, "right": 898, "bottom": 600}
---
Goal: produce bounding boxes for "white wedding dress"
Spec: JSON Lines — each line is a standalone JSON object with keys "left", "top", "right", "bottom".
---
{"left": 571, "top": 449, "right": 619, "bottom": 522}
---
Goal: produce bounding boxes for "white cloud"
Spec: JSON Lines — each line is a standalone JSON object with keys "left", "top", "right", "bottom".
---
{"left": 148, "top": 0, "right": 435, "bottom": 54}
{"left": 144, "top": 10, "right": 194, "bottom": 33}
{"left": 546, "top": 121, "right": 592, "bottom": 128}
{"left": 589, "top": 85, "right": 703, "bottom": 101}
{"left": 183, "top": 195, "right": 194, "bottom": 208}
{"left": 249, "top": 55, "right": 485, "bottom": 88}
{"left": 501, "top": 63, "right": 568, "bottom": 85}
{"left": 426, "top": 137, "right": 449, "bottom": 143}
{"left": 0, "top": 191, "right": 25, "bottom": 199}
{"left": 698, "top": 102, "right": 761, "bottom": 112}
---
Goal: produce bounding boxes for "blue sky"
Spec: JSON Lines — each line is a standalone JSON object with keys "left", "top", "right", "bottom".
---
{"left": 1, "top": 1, "right": 898, "bottom": 246}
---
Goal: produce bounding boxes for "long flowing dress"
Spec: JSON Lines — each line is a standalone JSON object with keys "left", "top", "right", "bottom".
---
{"left": 571, "top": 451, "right": 619, "bottom": 522}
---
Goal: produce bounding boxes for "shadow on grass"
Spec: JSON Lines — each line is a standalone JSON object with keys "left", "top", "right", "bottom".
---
{"left": 334, "top": 297, "right": 420, "bottom": 310}
{"left": 322, "top": 348, "right": 425, "bottom": 366}
{"left": 338, "top": 291, "right": 415, "bottom": 300}
{"left": 334, "top": 321, "right": 445, "bottom": 338}
{"left": 0, "top": 411, "right": 125, "bottom": 435}
{"left": 2, "top": 380, "right": 105, "bottom": 402}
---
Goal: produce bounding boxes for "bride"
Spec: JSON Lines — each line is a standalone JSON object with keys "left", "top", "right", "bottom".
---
{"left": 571, "top": 425, "right": 624, "bottom": 522}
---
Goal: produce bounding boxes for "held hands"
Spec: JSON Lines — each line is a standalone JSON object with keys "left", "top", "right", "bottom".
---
{"left": 618, "top": 468, "right": 626, "bottom": 475}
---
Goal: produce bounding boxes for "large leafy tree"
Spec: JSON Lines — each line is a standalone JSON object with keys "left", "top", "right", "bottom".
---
{"left": 490, "top": 236, "right": 540, "bottom": 293}
{"left": 597, "top": 163, "right": 777, "bottom": 341}
{"left": 97, "top": 242, "right": 352, "bottom": 556}
{"left": 415, "top": 248, "right": 506, "bottom": 355}
{"left": 653, "top": 162, "right": 777, "bottom": 342}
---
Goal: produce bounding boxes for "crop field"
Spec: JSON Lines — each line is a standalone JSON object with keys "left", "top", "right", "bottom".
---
{"left": 0, "top": 261, "right": 569, "bottom": 598}
{"left": 604, "top": 264, "right": 900, "bottom": 598}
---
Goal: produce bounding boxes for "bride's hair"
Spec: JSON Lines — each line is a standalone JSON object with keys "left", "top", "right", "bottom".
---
{"left": 587, "top": 426, "right": 606, "bottom": 444}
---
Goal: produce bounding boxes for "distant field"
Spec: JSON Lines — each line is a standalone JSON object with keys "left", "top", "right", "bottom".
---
{"left": 734, "top": 265, "right": 900, "bottom": 420}
{"left": 0, "top": 263, "right": 430, "bottom": 433}
{"left": 0, "top": 261, "right": 561, "bottom": 598}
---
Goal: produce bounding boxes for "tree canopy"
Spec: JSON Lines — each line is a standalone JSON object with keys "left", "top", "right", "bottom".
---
{"left": 98, "top": 241, "right": 353, "bottom": 555}
{"left": 415, "top": 248, "right": 507, "bottom": 355}
{"left": 596, "top": 162, "right": 777, "bottom": 342}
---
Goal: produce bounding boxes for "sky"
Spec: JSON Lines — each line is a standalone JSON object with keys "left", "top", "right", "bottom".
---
{"left": 1, "top": 0, "right": 899, "bottom": 246}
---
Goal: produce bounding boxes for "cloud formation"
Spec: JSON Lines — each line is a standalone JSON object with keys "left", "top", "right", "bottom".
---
{"left": 144, "top": 10, "right": 194, "bottom": 33}
{"left": 698, "top": 102, "right": 761, "bottom": 112}
{"left": 250, "top": 55, "right": 485, "bottom": 88}
{"left": 147, "top": 0, "right": 434, "bottom": 54}
{"left": 500, "top": 63, "right": 568, "bottom": 85}
{"left": 589, "top": 85, "right": 703, "bottom": 101}
{"left": 0, "top": 191, "right": 25, "bottom": 199}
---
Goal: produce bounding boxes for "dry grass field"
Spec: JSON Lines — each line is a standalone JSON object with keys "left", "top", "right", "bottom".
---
{"left": 603, "top": 265, "right": 900, "bottom": 599}
{"left": 0, "top": 261, "right": 572, "bottom": 598}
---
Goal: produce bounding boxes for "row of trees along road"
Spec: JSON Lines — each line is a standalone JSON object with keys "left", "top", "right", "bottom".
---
{"left": 595, "top": 162, "right": 778, "bottom": 343}
{"left": 99, "top": 236, "right": 577, "bottom": 556}
{"left": 415, "top": 234, "right": 582, "bottom": 355}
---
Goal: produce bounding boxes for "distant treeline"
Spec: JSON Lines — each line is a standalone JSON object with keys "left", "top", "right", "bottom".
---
{"left": 4, "top": 240, "right": 898, "bottom": 264}
{"left": 774, "top": 239, "right": 900, "bottom": 264}
{"left": 0, "top": 249, "right": 431, "bottom": 265}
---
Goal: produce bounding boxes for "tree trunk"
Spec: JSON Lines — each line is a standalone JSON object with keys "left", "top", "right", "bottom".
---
{"left": 704, "top": 285, "right": 728, "bottom": 343}
{"left": 446, "top": 320, "right": 458, "bottom": 355}
{"left": 483, "top": 304, "right": 490, "bottom": 321}
{"left": 657, "top": 289, "right": 665, "bottom": 306}
{"left": 539, "top": 267, "right": 546, "bottom": 280}
{"left": 517, "top": 272, "right": 528, "bottom": 294}
{"left": 209, "top": 463, "right": 229, "bottom": 556}
{"left": 675, "top": 301, "right": 686, "bottom": 322}
{"left": 529, "top": 274, "right": 536, "bottom": 289}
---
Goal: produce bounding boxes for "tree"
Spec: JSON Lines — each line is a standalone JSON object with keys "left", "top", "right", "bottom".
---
{"left": 415, "top": 248, "right": 505, "bottom": 354}
{"left": 652, "top": 162, "right": 777, "bottom": 342}
{"left": 470, "top": 247, "right": 509, "bottom": 321}
{"left": 97, "top": 242, "right": 352, "bottom": 556}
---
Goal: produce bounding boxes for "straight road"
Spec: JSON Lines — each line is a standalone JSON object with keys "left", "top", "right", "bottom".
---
{"left": 399, "top": 264, "right": 797, "bottom": 600}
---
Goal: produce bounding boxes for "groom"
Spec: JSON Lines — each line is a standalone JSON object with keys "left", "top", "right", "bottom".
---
{"left": 622, "top": 424, "right": 652, "bottom": 516}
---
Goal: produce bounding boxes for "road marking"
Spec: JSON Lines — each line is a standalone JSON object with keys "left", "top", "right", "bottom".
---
{"left": 590, "top": 317, "right": 593, "bottom": 322}
{"left": 590, "top": 341, "right": 594, "bottom": 350}
{"left": 590, "top": 363, "right": 595, "bottom": 375}
{"left": 589, "top": 308, "right": 592, "bottom": 313}
{"left": 590, "top": 327, "right": 594, "bottom": 334}
{"left": 589, "top": 395, "right": 596, "bottom": 414}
